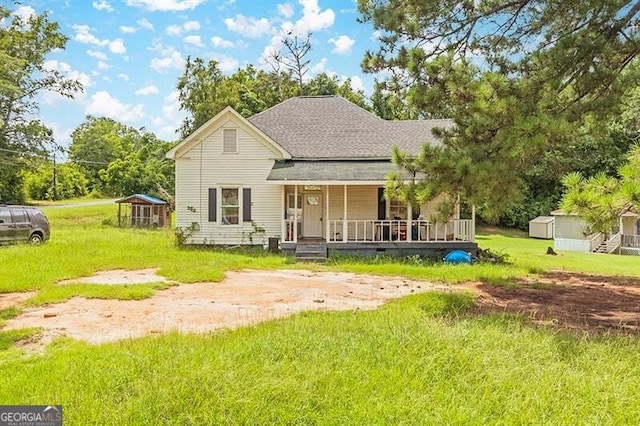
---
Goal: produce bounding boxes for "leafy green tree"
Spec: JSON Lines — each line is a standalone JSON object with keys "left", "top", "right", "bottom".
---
{"left": 359, "top": 0, "right": 639, "bottom": 221}
{"left": 561, "top": 144, "right": 640, "bottom": 236}
{"left": 22, "top": 161, "right": 88, "bottom": 200}
{"left": 176, "top": 61, "right": 301, "bottom": 137}
{"left": 0, "top": 5, "right": 82, "bottom": 203}
{"left": 99, "top": 134, "right": 174, "bottom": 197}
{"left": 68, "top": 116, "right": 141, "bottom": 190}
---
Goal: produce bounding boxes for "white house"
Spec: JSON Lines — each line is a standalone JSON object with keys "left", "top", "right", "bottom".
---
{"left": 166, "top": 96, "right": 477, "bottom": 259}
{"left": 552, "top": 209, "right": 640, "bottom": 254}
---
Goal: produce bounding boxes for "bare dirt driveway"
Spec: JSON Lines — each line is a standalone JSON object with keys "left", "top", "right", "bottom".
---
{"left": 3, "top": 268, "right": 640, "bottom": 350}
{"left": 2, "top": 269, "right": 454, "bottom": 346}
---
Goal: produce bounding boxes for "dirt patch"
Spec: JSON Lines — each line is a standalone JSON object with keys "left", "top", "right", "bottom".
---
{"left": 0, "top": 292, "right": 36, "bottom": 310}
{"left": 58, "top": 268, "right": 171, "bottom": 285}
{"left": 3, "top": 270, "right": 453, "bottom": 347}
{"left": 470, "top": 271, "right": 640, "bottom": 334}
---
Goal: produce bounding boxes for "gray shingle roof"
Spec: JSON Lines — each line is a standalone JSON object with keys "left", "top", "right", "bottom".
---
{"left": 268, "top": 160, "right": 411, "bottom": 181}
{"left": 248, "top": 96, "right": 451, "bottom": 159}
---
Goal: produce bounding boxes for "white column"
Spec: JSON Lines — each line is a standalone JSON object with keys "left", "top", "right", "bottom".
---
{"left": 471, "top": 204, "right": 476, "bottom": 243}
{"left": 325, "top": 185, "right": 329, "bottom": 242}
{"left": 343, "top": 185, "right": 348, "bottom": 242}
{"left": 407, "top": 204, "right": 412, "bottom": 242}
{"left": 281, "top": 186, "right": 285, "bottom": 242}
{"left": 294, "top": 185, "right": 298, "bottom": 243}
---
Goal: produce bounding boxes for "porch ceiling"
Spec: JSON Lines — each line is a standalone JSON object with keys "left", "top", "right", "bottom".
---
{"left": 267, "top": 160, "right": 415, "bottom": 182}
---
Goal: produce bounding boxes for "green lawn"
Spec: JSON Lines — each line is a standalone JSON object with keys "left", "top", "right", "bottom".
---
{"left": 2, "top": 204, "right": 640, "bottom": 424}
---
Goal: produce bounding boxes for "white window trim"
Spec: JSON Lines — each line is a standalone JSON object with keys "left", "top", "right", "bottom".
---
{"left": 218, "top": 186, "right": 242, "bottom": 226}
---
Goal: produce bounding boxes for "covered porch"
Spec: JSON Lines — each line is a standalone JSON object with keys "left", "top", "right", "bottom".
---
{"left": 277, "top": 182, "right": 476, "bottom": 256}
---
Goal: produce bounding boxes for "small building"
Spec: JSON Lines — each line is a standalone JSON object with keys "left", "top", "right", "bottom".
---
{"left": 529, "top": 216, "right": 554, "bottom": 239}
{"left": 115, "top": 194, "right": 171, "bottom": 227}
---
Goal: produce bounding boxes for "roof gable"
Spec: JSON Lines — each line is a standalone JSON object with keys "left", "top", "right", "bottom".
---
{"left": 166, "top": 106, "right": 291, "bottom": 160}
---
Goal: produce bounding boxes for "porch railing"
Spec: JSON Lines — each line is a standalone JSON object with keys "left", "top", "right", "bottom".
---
{"left": 589, "top": 232, "right": 605, "bottom": 252}
{"left": 323, "top": 219, "right": 474, "bottom": 243}
{"left": 622, "top": 234, "right": 640, "bottom": 248}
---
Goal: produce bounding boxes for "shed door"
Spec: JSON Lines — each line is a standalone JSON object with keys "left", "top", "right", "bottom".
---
{"left": 303, "top": 194, "right": 323, "bottom": 238}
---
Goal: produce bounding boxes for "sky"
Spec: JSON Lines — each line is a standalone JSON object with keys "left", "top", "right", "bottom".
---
{"left": 8, "top": 0, "right": 382, "bottom": 152}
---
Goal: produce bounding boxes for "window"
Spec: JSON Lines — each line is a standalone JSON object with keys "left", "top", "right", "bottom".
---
{"left": 221, "top": 188, "right": 239, "bottom": 225}
{"left": 389, "top": 198, "right": 407, "bottom": 220}
{"left": 286, "top": 194, "right": 302, "bottom": 220}
{"left": 223, "top": 128, "right": 237, "bottom": 153}
{"left": 0, "top": 209, "right": 11, "bottom": 224}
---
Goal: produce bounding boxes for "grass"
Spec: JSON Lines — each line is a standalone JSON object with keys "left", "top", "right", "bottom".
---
{"left": 1, "top": 293, "right": 640, "bottom": 424}
{"left": 2, "top": 204, "right": 640, "bottom": 423}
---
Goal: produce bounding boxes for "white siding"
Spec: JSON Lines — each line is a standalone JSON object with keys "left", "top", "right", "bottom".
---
{"left": 622, "top": 216, "right": 638, "bottom": 235}
{"left": 553, "top": 215, "right": 588, "bottom": 240}
{"left": 174, "top": 119, "right": 283, "bottom": 245}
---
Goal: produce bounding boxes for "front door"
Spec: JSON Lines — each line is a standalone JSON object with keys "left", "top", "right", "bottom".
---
{"left": 303, "top": 194, "right": 323, "bottom": 238}
{"left": 0, "top": 208, "right": 14, "bottom": 243}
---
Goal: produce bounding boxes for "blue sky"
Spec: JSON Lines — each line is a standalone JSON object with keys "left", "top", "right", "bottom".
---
{"left": 11, "top": 0, "right": 381, "bottom": 150}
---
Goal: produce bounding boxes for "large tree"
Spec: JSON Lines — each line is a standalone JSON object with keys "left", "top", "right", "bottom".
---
{"left": 0, "top": 5, "right": 82, "bottom": 203}
{"left": 359, "top": 0, "right": 640, "bottom": 221}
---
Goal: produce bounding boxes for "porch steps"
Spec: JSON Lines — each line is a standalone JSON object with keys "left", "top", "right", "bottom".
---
{"left": 295, "top": 243, "right": 328, "bottom": 262}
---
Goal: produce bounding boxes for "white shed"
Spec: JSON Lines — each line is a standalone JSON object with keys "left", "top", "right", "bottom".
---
{"left": 529, "top": 216, "right": 554, "bottom": 239}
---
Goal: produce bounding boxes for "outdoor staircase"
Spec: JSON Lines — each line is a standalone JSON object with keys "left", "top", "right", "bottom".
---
{"left": 295, "top": 242, "right": 328, "bottom": 262}
{"left": 592, "top": 232, "right": 622, "bottom": 254}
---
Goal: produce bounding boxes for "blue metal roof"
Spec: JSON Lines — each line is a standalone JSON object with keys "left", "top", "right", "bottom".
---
{"left": 115, "top": 194, "right": 167, "bottom": 205}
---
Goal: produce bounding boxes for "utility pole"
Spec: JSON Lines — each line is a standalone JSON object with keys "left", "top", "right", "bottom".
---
{"left": 52, "top": 152, "right": 57, "bottom": 200}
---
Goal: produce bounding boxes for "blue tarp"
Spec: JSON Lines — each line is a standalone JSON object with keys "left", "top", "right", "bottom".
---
{"left": 444, "top": 250, "right": 472, "bottom": 264}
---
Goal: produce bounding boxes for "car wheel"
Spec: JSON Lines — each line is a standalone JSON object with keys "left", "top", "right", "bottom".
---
{"left": 29, "top": 234, "right": 43, "bottom": 245}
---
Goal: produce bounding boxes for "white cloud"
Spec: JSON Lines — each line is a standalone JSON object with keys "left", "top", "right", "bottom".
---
{"left": 13, "top": 6, "right": 36, "bottom": 21}
{"left": 72, "top": 24, "right": 109, "bottom": 47}
{"left": 290, "top": 0, "right": 334, "bottom": 34}
{"left": 108, "top": 39, "right": 126, "bottom": 55}
{"left": 183, "top": 35, "right": 203, "bottom": 47}
{"left": 98, "top": 60, "right": 111, "bottom": 70}
{"left": 124, "top": 0, "right": 204, "bottom": 11}
{"left": 137, "top": 18, "right": 154, "bottom": 30}
{"left": 224, "top": 14, "right": 271, "bottom": 38}
{"left": 166, "top": 25, "right": 182, "bottom": 36}
{"left": 43, "top": 60, "right": 93, "bottom": 89}
{"left": 310, "top": 57, "right": 327, "bottom": 74}
{"left": 87, "top": 50, "right": 108, "bottom": 60}
{"left": 277, "top": 3, "right": 294, "bottom": 18}
{"left": 120, "top": 26, "right": 137, "bottom": 34}
{"left": 158, "top": 90, "right": 184, "bottom": 140}
{"left": 92, "top": 1, "right": 114, "bottom": 12}
{"left": 149, "top": 43, "right": 185, "bottom": 73}
{"left": 212, "top": 54, "right": 239, "bottom": 73}
{"left": 135, "top": 85, "right": 159, "bottom": 96}
{"left": 118, "top": 73, "right": 130, "bottom": 81}
{"left": 41, "top": 60, "right": 92, "bottom": 105}
{"left": 211, "top": 36, "right": 234, "bottom": 48}
{"left": 183, "top": 20, "right": 201, "bottom": 31}
{"left": 86, "top": 91, "right": 145, "bottom": 122}
{"left": 349, "top": 75, "right": 365, "bottom": 93}
{"left": 329, "top": 35, "right": 354, "bottom": 55}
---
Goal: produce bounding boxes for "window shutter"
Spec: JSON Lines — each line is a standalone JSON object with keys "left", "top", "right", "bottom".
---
{"left": 208, "top": 188, "right": 217, "bottom": 222}
{"left": 223, "top": 129, "right": 237, "bottom": 153}
{"left": 377, "top": 188, "right": 386, "bottom": 220}
{"left": 243, "top": 188, "right": 252, "bottom": 222}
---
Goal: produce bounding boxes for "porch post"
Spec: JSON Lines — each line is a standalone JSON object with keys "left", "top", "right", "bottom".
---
{"left": 294, "top": 185, "right": 298, "bottom": 243}
{"left": 325, "top": 185, "right": 330, "bottom": 242}
{"left": 281, "top": 186, "right": 285, "bottom": 243}
{"left": 407, "top": 204, "right": 412, "bottom": 242}
{"left": 471, "top": 204, "right": 476, "bottom": 243}
{"left": 343, "top": 184, "right": 347, "bottom": 242}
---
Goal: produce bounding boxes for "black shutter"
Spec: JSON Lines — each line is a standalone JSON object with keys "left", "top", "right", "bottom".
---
{"left": 243, "top": 188, "right": 252, "bottom": 222}
{"left": 377, "top": 188, "right": 386, "bottom": 220}
{"left": 208, "top": 188, "right": 217, "bottom": 222}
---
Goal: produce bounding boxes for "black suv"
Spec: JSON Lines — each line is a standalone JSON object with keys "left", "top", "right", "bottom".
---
{"left": 0, "top": 205, "right": 50, "bottom": 245}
